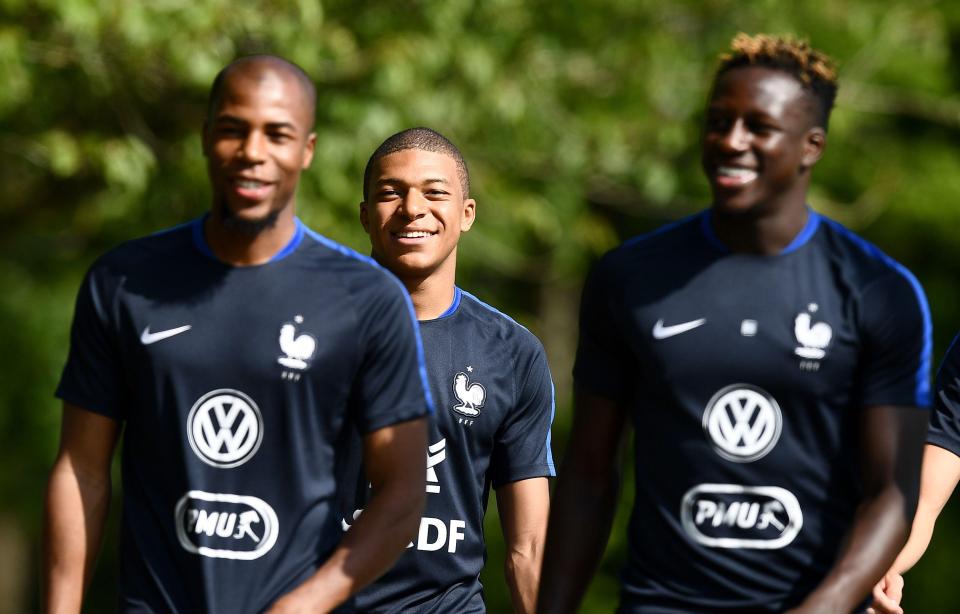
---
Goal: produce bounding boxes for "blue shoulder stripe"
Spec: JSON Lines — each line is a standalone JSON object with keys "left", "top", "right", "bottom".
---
{"left": 460, "top": 289, "right": 555, "bottom": 472}
{"left": 301, "top": 224, "right": 436, "bottom": 415}
{"left": 823, "top": 218, "right": 933, "bottom": 406}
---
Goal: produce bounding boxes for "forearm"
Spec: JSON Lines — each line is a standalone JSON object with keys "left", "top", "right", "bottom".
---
{"left": 43, "top": 458, "right": 112, "bottom": 614}
{"left": 793, "top": 487, "right": 912, "bottom": 613}
{"left": 505, "top": 535, "right": 544, "bottom": 614}
{"left": 274, "top": 486, "right": 423, "bottom": 612}
{"left": 537, "top": 466, "right": 620, "bottom": 614}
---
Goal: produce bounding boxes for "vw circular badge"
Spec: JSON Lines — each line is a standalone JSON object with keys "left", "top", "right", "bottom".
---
{"left": 187, "top": 388, "right": 264, "bottom": 468}
{"left": 702, "top": 384, "right": 782, "bottom": 463}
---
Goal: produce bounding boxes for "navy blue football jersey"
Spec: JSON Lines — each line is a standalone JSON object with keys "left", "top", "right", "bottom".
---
{"left": 927, "top": 333, "right": 960, "bottom": 457}
{"left": 56, "top": 217, "right": 433, "bottom": 613}
{"left": 341, "top": 288, "right": 556, "bottom": 613}
{"left": 574, "top": 209, "right": 931, "bottom": 613}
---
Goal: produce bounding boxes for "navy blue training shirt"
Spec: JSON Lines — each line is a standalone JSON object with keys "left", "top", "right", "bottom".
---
{"left": 927, "top": 333, "right": 960, "bottom": 457}
{"left": 574, "top": 209, "right": 931, "bottom": 613}
{"left": 342, "top": 288, "right": 556, "bottom": 613}
{"left": 56, "top": 217, "right": 433, "bottom": 613}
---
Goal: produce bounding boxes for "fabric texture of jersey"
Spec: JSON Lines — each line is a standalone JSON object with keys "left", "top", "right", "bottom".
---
{"left": 573, "top": 209, "right": 931, "bottom": 613}
{"left": 342, "top": 288, "right": 556, "bottom": 613}
{"left": 56, "top": 217, "right": 433, "bottom": 613}
{"left": 927, "top": 332, "right": 960, "bottom": 457}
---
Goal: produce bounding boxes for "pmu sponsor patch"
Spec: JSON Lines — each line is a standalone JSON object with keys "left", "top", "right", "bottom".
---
{"left": 680, "top": 483, "right": 802, "bottom": 549}
{"left": 175, "top": 491, "right": 279, "bottom": 560}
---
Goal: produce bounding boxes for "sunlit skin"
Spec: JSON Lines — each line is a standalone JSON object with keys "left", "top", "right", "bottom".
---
{"left": 360, "top": 149, "right": 475, "bottom": 318}
{"left": 701, "top": 66, "right": 826, "bottom": 254}
{"left": 201, "top": 62, "right": 316, "bottom": 264}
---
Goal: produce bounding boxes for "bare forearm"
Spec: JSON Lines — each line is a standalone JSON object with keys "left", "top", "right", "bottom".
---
{"left": 283, "top": 489, "right": 423, "bottom": 612}
{"left": 791, "top": 488, "right": 911, "bottom": 613}
{"left": 506, "top": 543, "right": 543, "bottom": 614}
{"left": 43, "top": 459, "right": 112, "bottom": 614}
{"left": 537, "top": 467, "right": 620, "bottom": 614}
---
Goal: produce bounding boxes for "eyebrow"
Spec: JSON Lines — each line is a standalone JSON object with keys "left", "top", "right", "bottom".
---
{"left": 375, "top": 177, "right": 451, "bottom": 187}
{"left": 214, "top": 115, "right": 299, "bottom": 131}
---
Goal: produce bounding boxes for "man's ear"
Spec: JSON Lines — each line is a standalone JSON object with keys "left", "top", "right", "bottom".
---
{"left": 359, "top": 201, "right": 370, "bottom": 234}
{"left": 460, "top": 198, "right": 476, "bottom": 232}
{"left": 801, "top": 127, "right": 826, "bottom": 169}
{"left": 302, "top": 132, "right": 317, "bottom": 169}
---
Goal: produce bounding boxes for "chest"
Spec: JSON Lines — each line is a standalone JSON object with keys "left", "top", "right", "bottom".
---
{"left": 622, "top": 255, "right": 860, "bottom": 400}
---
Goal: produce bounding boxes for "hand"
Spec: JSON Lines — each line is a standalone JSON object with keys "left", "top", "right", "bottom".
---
{"left": 264, "top": 592, "right": 328, "bottom": 614}
{"left": 866, "top": 572, "right": 904, "bottom": 614}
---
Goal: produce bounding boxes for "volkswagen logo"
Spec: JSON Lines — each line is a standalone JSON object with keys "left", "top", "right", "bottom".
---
{"left": 187, "top": 389, "right": 263, "bottom": 468}
{"left": 702, "top": 384, "right": 782, "bottom": 463}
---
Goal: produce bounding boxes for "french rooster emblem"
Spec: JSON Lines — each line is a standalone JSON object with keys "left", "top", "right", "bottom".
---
{"left": 794, "top": 304, "right": 832, "bottom": 360}
{"left": 453, "top": 372, "right": 486, "bottom": 418}
{"left": 277, "top": 317, "right": 317, "bottom": 370}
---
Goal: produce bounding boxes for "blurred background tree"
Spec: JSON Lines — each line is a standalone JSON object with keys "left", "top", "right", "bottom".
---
{"left": 2, "top": 0, "right": 959, "bottom": 611}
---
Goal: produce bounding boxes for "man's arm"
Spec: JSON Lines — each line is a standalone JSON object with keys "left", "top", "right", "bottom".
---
{"left": 43, "top": 403, "right": 122, "bottom": 614}
{"left": 537, "top": 388, "right": 630, "bottom": 614}
{"left": 497, "top": 477, "right": 550, "bottom": 614}
{"left": 267, "top": 417, "right": 427, "bottom": 613}
{"left": 869, "top": 444, "right": 960, "bottom": 614}
{"left": 787, "top": 405, "right": 928, "bottom": 614}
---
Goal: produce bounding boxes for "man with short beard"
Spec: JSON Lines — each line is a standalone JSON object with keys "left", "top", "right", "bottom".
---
{"left": 43, "top": 55, "right": 432, "bottom": 613}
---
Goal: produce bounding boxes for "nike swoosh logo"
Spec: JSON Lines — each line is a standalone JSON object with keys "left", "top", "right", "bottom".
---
{"left": 652, "top": 318, "right": 706, "bottom": 339}
{"left": 140, "top": 324, "right": 192, "bottom": 345}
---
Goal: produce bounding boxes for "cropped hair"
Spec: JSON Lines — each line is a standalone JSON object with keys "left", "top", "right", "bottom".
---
{"left": 207, "top": 55, "right": 317, "bottom": 130}
{"left": 716, "top": 33, "right": 838, "bottom": 129}
{"left": 363, "top": 127, "right": 469, "bottom": 200}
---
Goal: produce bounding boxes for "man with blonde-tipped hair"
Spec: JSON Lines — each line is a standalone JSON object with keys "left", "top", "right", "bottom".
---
{"left": 539, "top": 34, "right": 930, "bottom": 613}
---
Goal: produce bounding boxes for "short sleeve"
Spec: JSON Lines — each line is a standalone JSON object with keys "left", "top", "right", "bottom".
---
{"left": 489, "top": 338, "right": 556, "bottom": 488}
{"left": 350, "top": 274, "right": 434, "bottom": 434}
{"left": 857, "top": 269, "right": 932, "bottom": 408}
{"left": 927, "top": 334, "right": 960, "bottom": 457}
{"left": 572, "top": 258, "right": 631, "bottom": 402}
{"left": 55, "top": 264, "right": 128, "bottom": 420}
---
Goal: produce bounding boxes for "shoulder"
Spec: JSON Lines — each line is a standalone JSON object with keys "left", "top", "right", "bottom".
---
{"left": 299, "top": 225, "right": 410, "bottom": 302}
{"left": 816, "top": 215, "right": 926, "bottom": 301}
{"left": 457, "top": 290, "right": 547, "bottom": 359}
{"left": 85, "top": 219, "right": 197, "bottom": 284}
{"left": 593, "top": 211, "right": 706, "bottom": 278}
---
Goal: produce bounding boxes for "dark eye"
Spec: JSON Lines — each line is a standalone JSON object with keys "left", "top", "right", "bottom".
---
{"left": 217, "top": 126, "right": 245, "bottom": 137}
{"left": 705, "top": 114, "right": 730, "bottom": 132}
{"left": 268, "top": 132, "right": 292, "bottom": 143}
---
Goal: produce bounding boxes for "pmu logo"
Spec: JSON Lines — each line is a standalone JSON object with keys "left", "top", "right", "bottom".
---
{"left": 187, "top": 389, "right": 263, "bottom": 468}
{"left": 175, "top": 491, "right": 279, "bottom": 560}
{"left": 680, "top": 483, "right": 803, "bottom": 549}
{"left": 702, "top": 384, "right": 782, "bottom": 463}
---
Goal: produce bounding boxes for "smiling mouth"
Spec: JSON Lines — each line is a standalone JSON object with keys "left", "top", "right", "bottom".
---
{"left": 393, "top": 230, "right": 436, "bottom": 239}
{"left": 715, "top": 166, "right": 758, "bottom": 187}
{"left": 230, "top": 178, "right": 274, "bottom": 201}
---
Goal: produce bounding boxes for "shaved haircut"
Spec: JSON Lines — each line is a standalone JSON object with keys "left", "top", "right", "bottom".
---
{"left": 206, "top": 54, "right": 317, "bottom": 131}
{"left": 364, "top": 127, "right": 470, "bottom": 200}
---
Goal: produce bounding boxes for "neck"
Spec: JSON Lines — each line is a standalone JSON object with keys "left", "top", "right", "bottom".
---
{"left": 204, "top": 206, "right": 297, "bottom": 266}
{"left": 396, "top": 262, "right": 458, "bottom": 321}
{"left": 711, "top": 193, "right": 810, "bottom": 256}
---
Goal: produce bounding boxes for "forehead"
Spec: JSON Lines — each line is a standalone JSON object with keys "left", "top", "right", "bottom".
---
{"left": 709, "top": 66, "right": 810, "bottom": 120}
{"left": 214, "top": 68, "right": 312, "bottom": 129}
{"left": 373, "top": 149, "right": 460, "bottom": 183}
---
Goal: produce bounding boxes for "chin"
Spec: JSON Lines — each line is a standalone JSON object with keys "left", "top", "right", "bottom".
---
{"left": 220, "top": 200, "right": 283, "bottom": 235}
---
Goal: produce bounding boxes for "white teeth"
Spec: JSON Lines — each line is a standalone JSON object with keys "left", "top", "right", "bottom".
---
{"left": 236, "top": 180, "right": 267, "bottom": 189}
{"left": 396, "top": 231, "right": 432, "bottom": 238}
{"left": 717, "top": 167, "right": 758, "bottom": 180}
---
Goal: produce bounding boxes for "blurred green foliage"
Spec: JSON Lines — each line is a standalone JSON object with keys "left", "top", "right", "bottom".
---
{"left": 3, "top": 0, "right": 960, "bottom": 611}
